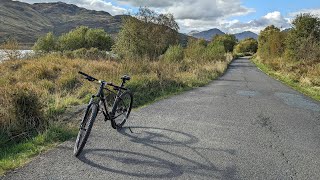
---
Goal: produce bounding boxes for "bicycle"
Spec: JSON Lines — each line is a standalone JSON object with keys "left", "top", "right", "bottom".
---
{"left": 74, "top": 71, "right": 133, "bottom": 156}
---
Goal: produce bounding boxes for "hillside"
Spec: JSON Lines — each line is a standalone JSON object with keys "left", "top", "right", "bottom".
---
{"left": 0, "top": 0, "right": 124, "bottom": 44}
{"left": 234, "top": 31, "right": 258, "bottom": 40}
{"left": 0, "top": 0, "right": 190, "bottom": 47}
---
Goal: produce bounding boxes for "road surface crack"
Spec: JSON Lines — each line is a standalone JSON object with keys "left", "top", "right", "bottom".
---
{"left": 254, "top": 113, "right": 298, "bottom": 179}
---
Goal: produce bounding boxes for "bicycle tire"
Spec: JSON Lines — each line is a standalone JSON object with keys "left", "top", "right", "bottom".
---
{"left": 111, "top": 91, "right": 133, "bottom": 129}
{"left": 74, "top": 103, "right": 98, "bottom": 157}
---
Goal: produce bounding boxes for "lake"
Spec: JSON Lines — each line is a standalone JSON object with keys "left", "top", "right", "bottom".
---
{"left": 0, "top": 50, "right": 34, "bottom": 62}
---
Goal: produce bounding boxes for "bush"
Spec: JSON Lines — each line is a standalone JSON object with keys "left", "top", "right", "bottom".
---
{"left": 112, "top": 8, "right": 179, "bottom": 60}
{"left": 0, "top": 84, "right": 47, "bottom": 140}
{"left": 58, "top": 26, "right": 88, "bottom": 51}
{"left": 205, "top": 41, "right": 225, "bottom": 61}
{"left": 285, "top": 13, "right": 320, "bottom": 63}
{"left": 213, "top": 34, "right": 237, "bottom": 52}
{"left": 184, "top": 39, "right": 207, "bottom": 62}
{"left": 33, "top": 26, "right": 113, "bottom": 52}
{"left": 258, "top": 25, "right": 285, "bottom": 59}
{"left": 33, "top": 32, "right": 56, "bottom": 52}
{"left": 85, "top": 28, "right": 113, "bottom": 51}
{"left": 163, "top": 45, "right": 184, "bottom": 63}
{"left": 73, "top": 48, "right": 87, "bottom": 59}
{"left": 235, "top": 38, "right": 258, "bottom": 55}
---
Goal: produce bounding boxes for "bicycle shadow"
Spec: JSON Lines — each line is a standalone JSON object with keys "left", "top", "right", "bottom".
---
{"left": 78, "top": 126, "right": 238, "bottom": 179}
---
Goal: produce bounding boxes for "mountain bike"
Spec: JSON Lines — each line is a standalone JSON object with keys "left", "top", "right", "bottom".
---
{"left": 74, "top": 71, "right": 133, "bottom": 156}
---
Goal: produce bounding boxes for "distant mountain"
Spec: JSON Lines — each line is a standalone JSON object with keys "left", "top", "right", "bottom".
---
{"left": 0, "top": 0, "right": 126, "bottom": 44}
{"left": 233, "top": 31, "right": 258, "bottom": 41}
{"left": 281, "top": 28, "right": 291, "bottom": 33}
{"left": 188, "top": 29, "right": 258, "bottom": 41}
{"left": 187, "top": 30, "right": 200, "bottom": 36}
{"left": 0, "top": 0, "right": 190, "bottom": 47}
{"left": 189, "top": 28, "right": 225, "bottom": 41}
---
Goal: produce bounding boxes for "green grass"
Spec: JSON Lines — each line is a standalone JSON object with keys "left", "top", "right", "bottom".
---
{"left": 0, "top": 124, "right": 78, "bottom": 175}
{"left": 251, "top": 58, "right": 320, "bottom": 101}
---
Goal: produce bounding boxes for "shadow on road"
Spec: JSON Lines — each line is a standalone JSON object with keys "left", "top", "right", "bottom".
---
{"left": 78, "top": 126, "right": 238, "bottom": 179}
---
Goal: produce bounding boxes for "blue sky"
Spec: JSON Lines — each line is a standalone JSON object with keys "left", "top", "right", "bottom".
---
{"left": 239, "top": 0, "right": 320, "bottom": 21}
{"left": 16, "top": 0, "right": 320, "bottom": 34}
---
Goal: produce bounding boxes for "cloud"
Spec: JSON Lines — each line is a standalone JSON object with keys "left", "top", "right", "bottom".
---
{"left": 118, "top": 0, "right": 255, "bottom": 33}
{"left": 289, "top": 8, "right": 320, "bottom": 18}
{"left": 118, "top": 0, "right": 174, "bottom": 8}
{"left": 119, "top": 0, "right": 254, "bottom": 21}
{"left": 14, "top": 0, "right": 127, "bottom": 15}
{"left": 221, "top": 11, "right": 291, "bottom": 34}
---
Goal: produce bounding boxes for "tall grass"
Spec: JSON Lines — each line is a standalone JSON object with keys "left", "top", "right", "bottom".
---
{"left": 0, "top": 47, "right": 233, "bottom": 143}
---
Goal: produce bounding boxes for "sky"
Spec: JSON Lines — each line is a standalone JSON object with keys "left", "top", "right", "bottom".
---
{"left": 15, "top": 0, "right": 320, "bottom": 34}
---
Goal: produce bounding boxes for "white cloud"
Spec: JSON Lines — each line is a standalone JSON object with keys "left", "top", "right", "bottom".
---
{"left": 14, "top": 0, "right": 127, "bottom": 15}
{"left": 221, "top": 11, "right": 291, "bottom": 34}
{"left": 289, "top": 8, "right": 320, "bottom": 18}
{"left": 118, "top": 0, "right": 254, "bottom": 33}
{"left": 119, "top": 0, "right": 254, "bottom": 20}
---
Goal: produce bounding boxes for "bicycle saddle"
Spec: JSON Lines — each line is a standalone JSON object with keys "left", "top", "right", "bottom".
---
{"left": 121, "top": 75, "right": 131, "bottom": 81}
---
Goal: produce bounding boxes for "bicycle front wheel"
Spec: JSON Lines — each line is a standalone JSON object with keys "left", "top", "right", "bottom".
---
{"left": 74, "top": 103, "right": 98, "bottom": 157}
{"left": 111, "top": 91, "right": 133, "bottom": 129}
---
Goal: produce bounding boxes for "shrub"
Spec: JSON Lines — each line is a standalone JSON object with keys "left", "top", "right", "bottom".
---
{"left": 73, "top": 48, "right": 87, "bottom": 59}
{"left": 184, "top": 39, "right": 207, "bottom": 62}
{"left": 205, "top": 41, "right": 225, "bottom": 61}
{"left": 258, "top": 25, "right": 285, "bottom": 59}
{"left": 113, "top": 8, "right": 179, "bottom": 60}
{"left": 85, "top": 47, "right": 106, "bottom": 60}
{"left": 37, "top": 26, "right": 115, "bottom": 52}
{"left": 235, "top": 38, "right": 258, "bottom": 55}
{"left": 0, "top": 84, "right": 47, "bottom": 140}
{"left": 163, "top": 45, "right": 184, "bottom": 63}
{"left": 285, "top": 13, "right": 320, "bottom": 63}
{"left": 85, "top": 28, "right": 113, "bottom": 51}
{"left": 213, "top": 34, "right": 237, "bottom": 52}
{"left": 33, "top": 32, "right": 57, "bottom": 52}
{"left": 12, "top": 87, "right": 47, "bottom": 136}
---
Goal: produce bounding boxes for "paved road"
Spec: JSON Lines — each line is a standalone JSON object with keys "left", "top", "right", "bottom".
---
{"left": 2, "top": 58, "right": 320, "bottom": 180}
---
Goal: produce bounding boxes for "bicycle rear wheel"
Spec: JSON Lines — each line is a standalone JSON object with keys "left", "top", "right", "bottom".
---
{"left": 74, "top": 103, "right": 98, "bottom": 157}
{"left": 111, "top": 91, "right": 133, "bottom": 129}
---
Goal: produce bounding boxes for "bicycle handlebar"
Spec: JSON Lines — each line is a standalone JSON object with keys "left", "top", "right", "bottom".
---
{"left": 79, "top": 71, "right": 128, "bottom": 91}
{"left": 78, "top": 71, "right": 98, "bottom": 82}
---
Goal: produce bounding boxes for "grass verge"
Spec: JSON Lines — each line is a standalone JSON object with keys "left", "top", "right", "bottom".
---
{"left": 0, "top": 124, "right": 78, "bottom": 175}
{"left": 251, "top": 58, "right": 320, "bottom": 101}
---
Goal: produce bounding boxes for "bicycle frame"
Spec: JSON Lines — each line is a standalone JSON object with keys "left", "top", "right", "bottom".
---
{"left": 88, "top": 80, "right": 124, "bottom": 121}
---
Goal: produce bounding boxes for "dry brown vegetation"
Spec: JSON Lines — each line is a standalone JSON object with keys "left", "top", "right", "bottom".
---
{"left": 0, "top": 47, "right": 233, "bottom": 142}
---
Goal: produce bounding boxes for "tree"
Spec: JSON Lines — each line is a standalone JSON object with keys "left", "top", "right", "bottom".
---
{"left": 213, "top": 34, "right": 237, "bottom": 52}
{"left": 113, "top": 7, "right": 179, "bottom": 59}
{"left": 285, "top": 13, "right": 320, "bottom": 62}
{"left": 258, "top": 25, "right": 285, "bottom": 58}
{"left": 58, "top": 26, "right": 88, "bottom": 51}
{"left": 85, "top": 28, "right": 113, "bottom": 51}
{"left": 235, "top": 38, "right": 258, "bottom": 54}
{"left": 33, "top": 32, "right": 57, "bottom": 52}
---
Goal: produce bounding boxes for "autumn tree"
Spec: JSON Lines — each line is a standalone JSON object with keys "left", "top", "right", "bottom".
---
{"left": 285, "top": 13, "right": 320, "bottom": 62}
{"left": 213, "top": 34, "right": 237, "bottom": 52}
{"left": 113, "top": 7, "right": 179, "bottom": 59}
{"left": 235, "top": 38, "right": 258, "bottom": 55}
{"left": 258, "top": 25, "right": 285, "bottom": 58}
